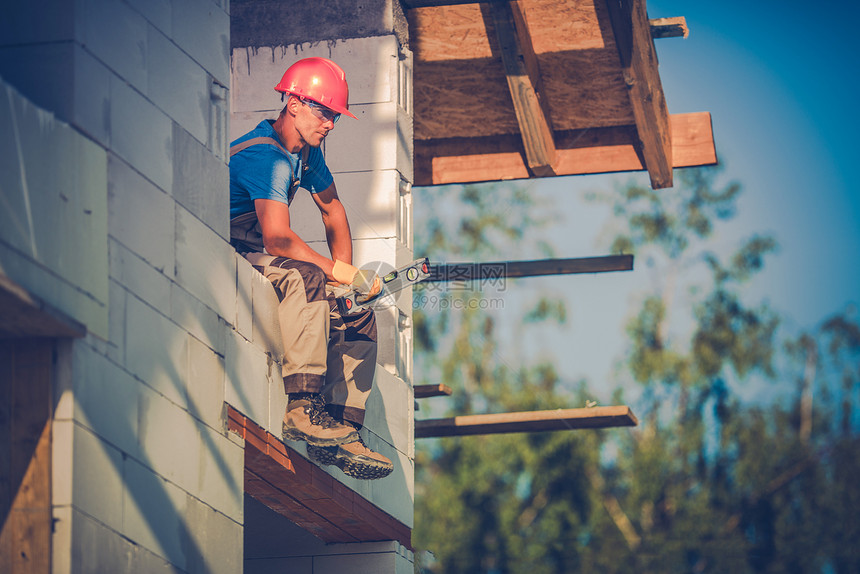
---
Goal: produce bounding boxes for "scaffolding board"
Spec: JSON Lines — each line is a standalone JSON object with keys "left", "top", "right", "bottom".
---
{"left": 416, "top": 406, "right": 638, "bottom": 438}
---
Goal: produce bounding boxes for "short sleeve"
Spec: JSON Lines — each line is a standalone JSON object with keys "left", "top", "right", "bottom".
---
{"left": 300, "top": 146, "right": 334, "bottom": 193}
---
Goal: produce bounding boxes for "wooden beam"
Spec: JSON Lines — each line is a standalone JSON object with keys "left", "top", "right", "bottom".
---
{"left": 405, "top": 1, "right": 689, "bottom": 41}
{"left": 605, "top": 0, "right": 673, "bottom": 189}
{"left": 402, "top": 0, "right": 480, "bottom": 7}
{"left": 487, "top": 1, "right": 557, "bottom": 176}
{"left": 414, "top": 384, "right": 453, "bottom": 398}
{"left": 649, "top": 16, "right": 688, "bottom": 39}
{"left": 416, "top": 406, "right": 638, "bottom": 438}
{"left": 0, "top": 340, "right": 54, "bottom": 573}
{"left": 426, "top": 255, "right": 633, "bottom": 283}
{"left": 414, "top": 111, "right": 715, "bottom": 186}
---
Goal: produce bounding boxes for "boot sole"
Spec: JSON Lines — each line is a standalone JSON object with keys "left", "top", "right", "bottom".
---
{"left": 282, "top": 425, "right": 359, "bottom": 447}
{"left": 307, "top": 445, "right": 394, "bottom": 480}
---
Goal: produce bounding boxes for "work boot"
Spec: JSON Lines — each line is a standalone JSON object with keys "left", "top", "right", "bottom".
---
{"left": 307, "top": 426, "right": 394, "bottom": 480}
{"left": 282, "top": 394, "right": 359, "bottom": 447}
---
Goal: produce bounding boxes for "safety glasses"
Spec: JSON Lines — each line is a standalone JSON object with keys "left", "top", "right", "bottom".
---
{"left": 300, "top": 97, "right": 340, "bottom": 124}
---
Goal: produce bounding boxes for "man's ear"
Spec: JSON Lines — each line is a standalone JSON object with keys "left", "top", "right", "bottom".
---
{"left": 284, "top": 95, "right": 301, "bottom": 117}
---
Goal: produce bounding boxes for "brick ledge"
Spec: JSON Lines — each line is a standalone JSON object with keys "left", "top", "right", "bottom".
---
{"left": 226, "top": 404, "right": 412, "bottom": 549}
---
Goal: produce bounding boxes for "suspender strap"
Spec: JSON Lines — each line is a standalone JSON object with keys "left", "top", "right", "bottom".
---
{"left": 229, "top": 136, "right": 290, "bottom": 157}
{"left": 229, "top": 136, "right": 310, "bottom": 171}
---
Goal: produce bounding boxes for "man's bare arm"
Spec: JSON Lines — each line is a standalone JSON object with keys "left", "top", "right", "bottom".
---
{"left": 254, "top": 198, "right": 337, "bottom": 279}
{"left": 312, "top": 182, "right": 353, "bottom": 266}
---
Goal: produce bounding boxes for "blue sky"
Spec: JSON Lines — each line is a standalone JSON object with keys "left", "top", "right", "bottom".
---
{"left": 647, "top": 0, "right": 860, "bottom": 328}
{"left": 421, "top": 1, "right": 860, "bottom": 402}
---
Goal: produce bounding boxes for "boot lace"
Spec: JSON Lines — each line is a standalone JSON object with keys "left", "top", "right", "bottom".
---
{"left": 305, "top": 395, "right": 340, "bottom": 429}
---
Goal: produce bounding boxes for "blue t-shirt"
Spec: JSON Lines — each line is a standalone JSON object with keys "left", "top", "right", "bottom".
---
{"left": 229, "top": 120, "right": 334, "bottom": 219}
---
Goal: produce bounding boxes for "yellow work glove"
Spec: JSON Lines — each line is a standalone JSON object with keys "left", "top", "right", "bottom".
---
{"left": 332, "top": 260, "right": 382, "bottom": 304}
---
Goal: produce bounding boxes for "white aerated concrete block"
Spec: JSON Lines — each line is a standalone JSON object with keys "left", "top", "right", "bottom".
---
{"left": 108, "top": 154, "right": 175, "bottom": 275}
{"left": 52, "top": 505, "right": 73, "bottom": 574}
{"left": 127, "top": 0, "right": 172, "bottom": 35}
{"left": 148, "top": 26, "right": 209, "bottom": 142}
{"left": 170, "top": 282, "right": 227, "bottom": 358}
{"left": 230, "top": 110, "right": 271, "bottom": 142}
{"left": 66, "top": 507, "right": 184, "bottom": 574}
{"left": 363, "top": 366, "right": 412, "bottom": 455}
{"left": 89, "top": 279, "right": 127, "bottom": 365}
{"left": 225, "top": 329, "right": 273, "bottom": 424}
{"left": 138, "top": 386, "right": 201, "bottom": 493}
{"left": 172, "top": 124, "right": 230, "bottom": 239}
{"left": 71, "top": 343, "right": 141, "bottom": 458}
{"left": 287, "top": 169, "right": 398, "bottom": 243}
{"left": 109, "top": 238, "right": 171, "bottom": 312}
{"left": 236, "top": 255, "right": 255, "bottom": 341}
{"left": 314, "top": 544, "right": 412, "bottom": 574}
{"left": 0, "top": 1, "right": 74, "bottom": 46}
{"left": 251, "top": 267, "right": 285, "bottom": 357}
{"left": 122, "top": 458, "right": 189, "bottom": 568}
{"left": 370, "top": 448, "right": 414, "bottom": 527}
{"left": 0, "top": 78, "right": 109, "bottom": 336}
{"left": 187, "top": 335, "right": 226, "bottom": 431}
{"left": 0, "top": 42, "right": 112, "bottom": 147}
{"left": 185, "top": 497, "right": 243, "bottom": 574}
{"left": 72, "top": 425, "right": 125, "bottom": 534}
{"left": 195, "top": 423, "right": 244, "bottom": 523}
{"left": 175, "top": 204, "right": 237, "bottom": 320}
{"left": 325, "top": 102, "right": 400, "bottom": 174}
{"left": 268, "top": 374, "right": 289, "bottom": 438}
{"left": 110, "top": 77, "right": 174, "bottom": 192}
{"left": 80, "top": 0, "right": 149, "bottom": 93}
{"left": 246, "top": 557, "right": 313, "bottom": 574}
{"left": 172, "top": 0, "right": 230, "bottom": 85}
{"left": 352, "top": 237, "right": 400, "bottom": 269}
{"left": 125, "top": 295, "right": 188, "bottom": 408}
{"left": 52, "top": 419, "right": 74, "bottom": 507}
{"left": 230, "top": 36, "right": 397, "bottom": 116}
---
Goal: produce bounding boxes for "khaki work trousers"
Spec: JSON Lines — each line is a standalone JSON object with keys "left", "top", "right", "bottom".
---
{"left": 244, "top": 252, "right": 378, "bottom": 426}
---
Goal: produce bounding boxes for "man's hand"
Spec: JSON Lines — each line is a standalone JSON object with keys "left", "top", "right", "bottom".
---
{"left": 332, "top": 260, "right": 382, "bottom": 304}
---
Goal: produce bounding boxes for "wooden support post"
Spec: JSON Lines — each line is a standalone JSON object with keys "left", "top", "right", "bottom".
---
{"left": 0, "top": 339, "right": 54, "bottom": 574}
{"left": 488, "top": 0, "right": 557, "bottom": 176}
{"left": 416, "top": 406, "right": 638, "bottom": 438}
{"left": 427, "top": 255, "right": 633, "bottom": 283}
{"left": 414, "top": 384, "right": 453, "bottom": 399}
{"left": 606, "top": 0, "right": 673, "bottom": 189}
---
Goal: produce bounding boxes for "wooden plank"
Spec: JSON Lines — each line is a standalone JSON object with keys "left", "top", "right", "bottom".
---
{"left": 650, "top": 16, "right": 688, "bottom": 39}
{"left": 0, "top": 340, "right": 53, "bottom": 574}
{"left": 488, "top": 1, "right": 557, "bottom": 176}
{"left": 409, "top": 2, "right": 633, "bottom": 139}
{"left": 414, "top": 384, "right": 453, "bottom": 399}
{"left": 403, "top": 0, "right": 482, "bottom": 7}
{"left": 415, "top": 406, "right": 638, "bottom": 438}
{"left": 414, "top": 111, "right": 715, "bottom": 186}
{"left": 427, "top": 255, "right": 633, "bottom": 283}
{"left": 605, "top": 0, "right": 673, "bottom": 188}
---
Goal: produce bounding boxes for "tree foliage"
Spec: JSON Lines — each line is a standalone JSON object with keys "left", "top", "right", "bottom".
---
{"left": 412, "top": 169, "right": 860, "bottom": 573}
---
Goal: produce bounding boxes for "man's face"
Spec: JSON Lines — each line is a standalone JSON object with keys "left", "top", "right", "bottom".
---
{"left": 294, "top": 98, "right": 338, "bottom": 148}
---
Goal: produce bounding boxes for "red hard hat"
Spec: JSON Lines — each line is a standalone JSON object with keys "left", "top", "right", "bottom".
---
{"left": 274, "top": 57, "right": 357, "bottom": 119}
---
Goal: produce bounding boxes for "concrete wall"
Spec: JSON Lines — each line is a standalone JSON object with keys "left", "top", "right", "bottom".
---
{"left": 1, "top": 0, "right": 414, "bottom": 572}
{"left": 0, "top": 0, "right": 242, "bottom": 572}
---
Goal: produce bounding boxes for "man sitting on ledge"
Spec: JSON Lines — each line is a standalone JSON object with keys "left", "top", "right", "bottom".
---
{"left": 228, "top": 57, "right": 393, "bottom": 480}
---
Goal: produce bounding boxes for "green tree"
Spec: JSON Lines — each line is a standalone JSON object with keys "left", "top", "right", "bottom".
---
{"left": 412, "top": 168, "right": 860, "bottom": 573}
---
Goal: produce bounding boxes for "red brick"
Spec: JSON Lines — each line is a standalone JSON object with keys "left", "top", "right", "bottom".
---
{"left": 330, "top": 480, "right": 354, "bottom": 514}
{"left": 267, "top": 433, "right": 289, "bottom": 457}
